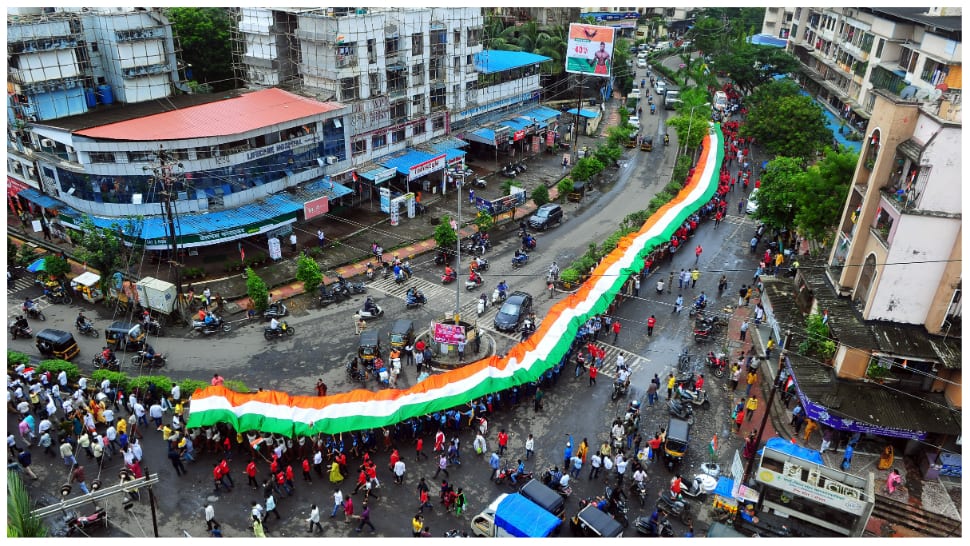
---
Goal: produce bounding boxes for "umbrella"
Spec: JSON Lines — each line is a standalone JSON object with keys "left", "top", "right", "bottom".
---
{"left": 26, "top": 257, "right": 46, "bottom": 273}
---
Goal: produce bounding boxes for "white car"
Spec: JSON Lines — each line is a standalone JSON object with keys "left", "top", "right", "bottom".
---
{"left": 636, "top": 59, "right": 647, "bottom": 69}
{"left": 746, "top": 188, "right": 760, "bottom": 214}
{"left": 630, "top": 88, "right": 641, "bottom": 100}
{"left": 629, "top": 115, "right": 640, "bottom": 127}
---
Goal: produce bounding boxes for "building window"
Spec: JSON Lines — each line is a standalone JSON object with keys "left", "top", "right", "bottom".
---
{"left": 352, "top": 140, "right": 367, "bottom": 156}
{"left": 392, "top": 128, "right": 406, "bottom": 143}
{"left": 454, "top": 56, "right": 461, "bottom": 72}
{"left": 369, "top": 73, "right": 380, "bottom": 94}
{"left": 466, "top": 54, "right": 472, "bottom": 65}
{"left": 367, "top": 39, "right": 376, "bottom": 64}
{"left": 432, "top": 116, "right": 445, "bottom": 131}
{"left": 900, "top": 48, "right": 919, "bottom": 73}
{"left": 453, "top": 29, "right": 461, "bottom": 46}
{"left": 430, "top": 87, "right": 446, "bottom": 110}
{"left": 412, "top": 122, "right": 426, "bottom": 136}
{"left": 336, "top": 42, "right": 357, "bottom": 68}
{"left": 390, "top": 101, "right": 406, "bottom": 121}
{"left": 341, "top": 76, "right": 359, "bottom": 101}
{"left": 411, "top": 63, "right": 424, "bottom": 86}
{"left": 921, "top": 59, "right": 950, "bottom": 86}
{"left": 372, "top": 134, "right": 387, "bottom": 149}
{"left": 874, "top": 38, "right": 884, "bottom": 58}
{"left": 385, "top": 36, "right": 399, "bottom": 56}
{"left": 88, "top": 152, "right": 115, "bottom": 163}
{"left": 467, "top": 27, "right": 481, "bottom": 47}
{"left": 411, "top": 93, "right": 425, "bottom": 115}
{"left": 411, "top": 33, "right": 423, "bottom": 55}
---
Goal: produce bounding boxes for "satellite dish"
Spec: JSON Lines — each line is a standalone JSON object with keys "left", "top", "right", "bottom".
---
{"left": 899, "top": 85, "right": 919, "bottom": 99}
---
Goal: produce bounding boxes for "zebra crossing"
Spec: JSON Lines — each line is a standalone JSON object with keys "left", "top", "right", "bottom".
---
{"left": 582, "top": 340, "right": 650, "bottom": 379}
{"left": 7, "top": 276, "right": 35, "bottom": 295}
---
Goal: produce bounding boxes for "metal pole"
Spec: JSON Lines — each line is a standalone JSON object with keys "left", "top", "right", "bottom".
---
{"left": 573, "top": 74, "right": 584, "bottom": 163}
{"left": 146, "top": 466, "right": 160, "bottom": 537}
{"left": 454, "top": 173, "right": 462, "bottom": 322}
{"left": 740, "top": 329, "right": 793, "bottom": 487}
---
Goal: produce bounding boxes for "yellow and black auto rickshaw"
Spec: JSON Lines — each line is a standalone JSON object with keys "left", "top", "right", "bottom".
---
{"left": 35, "top": 329, "right": 80, "bottom": 360}
{"left": 567, "top": 180, "right": 586, "bottom": 202}
{"left": 357, "top": 330, "right": 383, "bottom": 367}
{"left": 389, "top": 319, "right": 415, "bottom": 351}
{"left": 640, "top": 135, "right": 654, "bottom": 152}
{"left": 664, "top": 416, "right": 691, "bottom": 470}
{"left": 626, "top": 131, "right": 638, "bottom": 148}
{"left": 104, "top": 321, "right": 145, "bottom": 352}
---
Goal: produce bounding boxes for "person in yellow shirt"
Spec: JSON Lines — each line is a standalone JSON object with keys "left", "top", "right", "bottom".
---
{"left": 745, "top": 396, "right": 759, "bottom": 422}
{"left": 666, "top": 373, "right": 677, "bottom": 400}
{"left": 412, "top": 515, "right": 425, "bottom": 537}
{"left": 803, "top": 418, "right": 818, "bottom": 442}
{"left": 116, "top": 416, "right": 127, "bottom": 435}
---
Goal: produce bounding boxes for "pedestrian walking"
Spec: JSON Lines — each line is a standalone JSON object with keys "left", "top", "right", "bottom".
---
{"left": 317, "top": 229, "right": 326, "bottom": 249}
{"left": 745, "top": 396, "right": 758, "bottom": 422}
{"left": 168, "top": 445, "right": 186, "bottom": 476}
{"left": 70, "top": 464, "right": 90, "bottom": 494}
{"left": 694, "top": 245, "right": 703, "bottom": 264}
{"left": 589, "top": 363, "right": 598, "bottom": 386}
{"left": 611, "top": 320, "right": 621, "bottom": 343}
{"left": 745, "top": 370, "right": 757, "bottom": 397}
{"left": 674, "top": 294, "right": 684, "bottom": 313}
{"left": 589, "top": 451, "right": 602, "bottom": 479}
{"left": 533, "top": 387, "right": 544, "bottom": 412}
{"left": 289, "top": 232, "right": 298, "bottom": 253}
{"left": 457, "top": 340, "right": 465, "bottom": 362}
{"left": 738, "top": 285, "right": 747, "bottom": 308}
{"left": 646, "top": 381, "right": 658, "bottom": 407}
{"left": 525, "top": 434, "right": 535, "bottom": 461}
{"left": 690, "top": 268, "right": 700, "bottom": 288}
{"left": 433, "top": 453, "right": 449, "bottom": 479}
{"left": 355, "top": 502, "right": 375, "bottom": 533}
{"left": 306, "top": 503, "right": 323, "bottom": 533}
{"left": 204, "top": 503, "right": 219, "bottom": 531}
{"left": 647, "top": 315, "right": 656, "bottom": 336}
{"left": 633, "top": 277, "right": 640, "bottom": 297}
{"left": 841, "top": 445, "right": 855, "bottom": 471}
{"left": 16, "top": 450, "right": 39, "bottom": 480}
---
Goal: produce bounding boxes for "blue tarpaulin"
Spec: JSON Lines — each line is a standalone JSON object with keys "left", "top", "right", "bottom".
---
{"left": 18, "top": 188, "right": 63, "bottom": 209}
{"left": 474, "top": 50, "right": 552, "bottom": 74}
{"left": 757, "top": 437, "right": 824, "bottom": 465}
{"left": 748, "top": 34, "right": 789, "bottom": 48}
{"left": 494, "top": 493, "right": 560, "bottom": 538}
{"left": 378, "top": 149, "right": 443, "bottom": 176}
{"left": 566, "top": 108, "right": 599, "bottom": 119}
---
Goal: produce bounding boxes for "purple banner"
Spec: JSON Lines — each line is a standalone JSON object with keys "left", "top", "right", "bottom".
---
{"left": 783, "top": 357, "right": 926, "bottom": 441}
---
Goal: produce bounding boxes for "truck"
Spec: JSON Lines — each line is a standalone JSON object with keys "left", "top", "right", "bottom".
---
{"left": 134, "top": 276, "right": 177, "bottom": 314}
{"left": 471, "top": 493, "right": 561, "bottom": 537}
{"left": 664, "top": 89, "right": 682, "bottom": 110}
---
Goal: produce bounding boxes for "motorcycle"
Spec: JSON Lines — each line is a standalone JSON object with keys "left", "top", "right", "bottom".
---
{"left": 44, "top": 285, "right": 73, "bottom": 305}
{"left": 514, "top": 161, "right": 528, "bottom": 173}
{"left": 263, "top": 301, "right": 288, "bottom": 320}
{"left": 667, "top": 398, "right": 695, "bottom": 425}
{"left": 677, "top": 386, "right": 711, "bottom": 409}
{"left": 405, "top": 289, "right": 427, "bottom": 309}
{"left": 63, "top": 507, "right": 109, "bottom": 537}
{"left": 346, "top": 361, "right": 367, "bottom": 382}
{"left": 605, "top": 486, "right": 630, "bottom": 528}
{"left": 491, "top": 288, "right": 507, "bottom": 306}
{"left": 357, "top": 303, "right": 385, "bottom": 320}
{"left": 650, "top": 103, "right": 656, "bottom": 115}
{"left": 634, "top": 515, "right": 674, "bottom": 537}
{"left": 471, "top": 257, "right": 490, "bottom": 272}
{"left": 465, "top": 273, "right": 484, "bottom": 291}
{"left": 494, "top": 462, "right": 534, "bottom": 486}
{"left": 477, "top": 295, "right": 488, "bottom": 316}
{"left": 633, "top": 480, "right": 649, "bottom": 507}
{"left": 511, "top": 252, "right": 529, "bottom": 269}
{"left": 131, "top": 350, "right": 166, "bottom": 369}
{"left": 687, "top": 298, "right": 708, "bottom": 317}
{"left": 520, "top": 319, "right": 536, "bottom": 341}
{"left": 73, "top": 320, "right": 99, "bottom": 339}
{"left": 92, "top": 354, "right": 120, "bottom": 371}
{"left": 9, "top": 320, "right": 32, "bottom": 340}
{"left": 264, "top": 321, "right": 295, "bottom": 340}
{"left": 663, "top": 134, "right": 670, "bottom": 146}
{"left": 501, "top": 164, "right": 518, "bottom": 178}
{"left": 521, "top": 237, "right": 537, "bottom": 252}
{"left": 656, "top": 489, "right": 693, "bottom": 524}
{"left": 472, "top": 177, "right": 487, "bottom": 189}
{"left": 679, "top": 475, "right": 708, "bottom": 499}
{"left": 693, "top": 316, "right": 720, "bottom": 342}
{"left": 318, "top": 285, "right": 349, "bottom": 307}
{"left": 442, "top": 269, "right": 458, "bottom": 284}
{"left": 23, "top": 304, "right": 46, "bottom": 321}
{"left": 139, "top": 316, "right": 164, "bottom": 337}
{"left": 434, "top": 250, "right": 453, "bottom": 266}
{"left": 192, "top": 314, "right": 232, "bottom": 335}
{"left": 339, "top": 278, "right": 367, "bottom": 294}
{"left": 706, "top": 351, "right": 727, "bottom": 378}
{"left": 611, "top": 379, "right": 630, "bottom": 401}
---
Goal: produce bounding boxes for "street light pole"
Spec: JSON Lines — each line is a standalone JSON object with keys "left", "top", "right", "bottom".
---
{"left": 453, "top": 171, "right": 465, "bottom": 322}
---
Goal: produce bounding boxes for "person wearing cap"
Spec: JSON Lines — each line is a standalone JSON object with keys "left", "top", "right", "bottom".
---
{"left": 563, "top": 434, "right": 574, "bottom": 469}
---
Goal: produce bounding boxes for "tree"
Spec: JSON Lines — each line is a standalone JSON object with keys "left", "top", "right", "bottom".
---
{"left": 793, "top": 147, "right": 858, "bottom": 243}
{"left": 166, "top": 8, "right": 235, "bottom": 92}
{"left": 666, "top": 109, "right": 709, "bottom": 154}
{"left": 41, "top": 254, "right": 71, "bottom": 281}
{"left": 245, "top": 267, "right": 269, "bottom": 313}
{"left": 531, "top": 184, "right": 550, "bottom": 207}
{"left": 713, "top": 43, "right": 799, "bottom": 96}
{"left": 742, "top": 86, "right": 831, "bottom": 159}
{"left": 434, "top": 214, "right": 458, "bottom": 251}
{"left": 7, "top": 471, "right": 47, "bottom": 537}
{"left": 751, "top": 156, "right": 804, "bottom": 230}
{"left": 72, "top": 216, "right": 136, "bottom": 284}
{"left": 557, "top": 177, "right": 575, "bottom": 203}
{"left": 295, "top": 253, "right": 323, "bottom": 293}
{"left": 570, "top": 157, "right": 604, "bottom": 182}
{"left": 473, "top": 210, "right": 494, "bottom": 234}
{"left": 687, "top": 16, "right": 728, "bottom": 57}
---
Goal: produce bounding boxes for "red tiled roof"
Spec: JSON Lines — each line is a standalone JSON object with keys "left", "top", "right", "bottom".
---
{"left": 75, "top": 88, "right": 344, "bottom": 141}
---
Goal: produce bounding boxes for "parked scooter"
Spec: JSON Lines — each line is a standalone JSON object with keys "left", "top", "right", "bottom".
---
{"left": 318, "top": 285, "right": 348, "bottom": 307}
{"left": 502, "top": 164, "right": 518, "bottom": 178}
{"left": 63, "top": 507, "right": 109, "bottom": 537}
{"left": 263, "top": 301, "right": 288, "bottom": 320}
{"left": 667, "top": 398, "right": 695, "bottom": 425}
{"left": 676, "top": 385, "right": 711, "bottom": 409}
{"left": 472, "top": 177, "right": 487, "bottom": 189}
{"left": 706, "top": 351, "right": 727, "bottom": 378}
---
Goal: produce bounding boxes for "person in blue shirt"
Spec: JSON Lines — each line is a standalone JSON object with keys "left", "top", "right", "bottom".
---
{"left": 489, "top": 452, "right": 500, "bottom": 480}
{"left": 510, "top": 459, "right": 525, "bottom": 484}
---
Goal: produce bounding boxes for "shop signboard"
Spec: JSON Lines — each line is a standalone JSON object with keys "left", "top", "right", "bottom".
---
{"left": 408, "top": 154, "right": 446, "bottom": 182}
{"left": 433, "top": 322, "right": 466, "bottom": 344}
{"left": 755, "top": 467, "right": 867, "bottom": 515}
{"left": 380, "top": 187, "right": 391, "bottom": 213}
{"left": 303, "top": 195, "right": 330, "bottom": 220}
{"left": 566, "top": 23, "right": 615, "bottom": 77}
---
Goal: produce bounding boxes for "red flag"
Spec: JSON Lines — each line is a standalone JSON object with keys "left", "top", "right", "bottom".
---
{"left": 240, "top": 247, "right": 245, "bottom": 262}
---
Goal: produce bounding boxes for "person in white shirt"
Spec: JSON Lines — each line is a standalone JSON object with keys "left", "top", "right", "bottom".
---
{"left": 57, "top": 370, "right": 68, "bottom": 388}
{"left": 525, "top": 434, "right": 535, "bottom": 461}
{"left": 171, "top": 384, "right": 181, "bottom": 402}
{"left": 331, "top": 489, "right": 344, "bottom": 518}
{"left": 393, "top": 459, "right": 406, "bottom": 484}
{"left": 149, "top": 403, "right": 163, "bottom": 428}
{"left": 589, "top": 451, "right": 603, "bottom": 479}
{"left": 307, "top": 504, "right": 322, "bottom": 533}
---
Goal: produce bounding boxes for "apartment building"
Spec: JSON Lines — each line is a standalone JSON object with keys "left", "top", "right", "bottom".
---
{"left": 781, "top": 7, "right": 961, "bottom": 131}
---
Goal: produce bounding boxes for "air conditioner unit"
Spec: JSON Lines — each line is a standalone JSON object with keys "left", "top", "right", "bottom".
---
{"left": 41, "top": 138, "right": 54, "bottom": 148}
{"left": 325, "top": 156, "right": 337, "bottom": 165}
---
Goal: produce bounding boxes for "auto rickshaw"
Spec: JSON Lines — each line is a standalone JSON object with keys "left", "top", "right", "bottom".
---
{"left": 389, "top": 319, "right": 414, "bottom": 350}
{"left": 567, "top": 180, "right": 586, "bottom": 202}
{"left": 664, "top": 416, "right": 691, "bottom": 469}
{"left": 357, "top": 330, "right": 383, "bottom": 367}
{"left": 625, "top": 131, "right": 638, "bottom": 148}
{"left": 104, "top": 321, "right": 145, "bottom": 352}
{"left": 35, "top": 329, "right": 80, "bottom": 360}
{"left": 71, "top": 271, "right": 103, "bottom": 304}
{"left": 641, "top": 135, "right": 654, "bottom": 152}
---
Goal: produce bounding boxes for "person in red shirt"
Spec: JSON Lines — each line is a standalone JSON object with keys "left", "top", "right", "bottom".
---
{"left": 246, "top": 459, "right": 259, "bottom": 489}
{"left": 415, "top": 437, "right": 426, "bottom": 460}
{"left": 353, "top": 469, "right": 368, "bottom": 494}
{"left": 588, "top": 363, "right": 598, "bottom": 386}
{"left": 213, "top": 463, "right": 229, "bottom": 492}
{"left": 302, "top": 458, "right": 312, "bottom": 483}
{"left": 434, "top": 430, "right": 445, "bottom": 453}
{"left": 647, "top": 315, "right": 657, "bottom": 336}
{"left": 277, "top": 470, "right": 292, "bottom": 496}
{"left": 695, "top": 245, "right": 703, "bottom": 262}
{"left": 694, "top": 374, "right": 705, "bottom": 392}
{"left": 285, "top": 464, "right": 295, "bottom": 491}
{"left": 389, "top": 448, "right": 400, "bottom": 471}
{"left": 497, "top": 430, "right": 509, "bottom": 456}
{"left": 612, "top": 320, "right": 621, "bottom": 343}
{"left": 219, "top": 459, "right": 234, "bottom": 488}
{"left": 211, "top": 374, "right": 224, "bottom": 387}
{"left": 270, "top": 456, "right": 279, "bottom": 476}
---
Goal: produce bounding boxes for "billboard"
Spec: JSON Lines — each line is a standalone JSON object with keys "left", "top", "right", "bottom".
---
{"left": 566, "top": 23, "right": 615, "bottom": 77}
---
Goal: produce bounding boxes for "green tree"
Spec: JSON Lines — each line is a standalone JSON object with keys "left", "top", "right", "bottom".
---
{"left": 687, "top": 16, "right": 728, "bottom": 57}
{"left": 7, "top": 471, "right": 47, "bottom": 537}
{"left": 743, "top": 87, "right": 831, "bottom": 158}
{"left": 166, "top": 8, "right": 235, "bottom": 92}
{"left": 793, "top": 147, "right": 858, "bottom": 243}
{"left": 72, "top": 216, "right": 137, "bottom": 285}
{"left": 16, "top": 241, "right": 37, "bottom": 267}
{"left": 294, "top": 252, "right": 323, "bottom": 293}
{"left": 713, "top": 43, "right": 799, "bottom": 96}
{"left": 39, "top": 254, "right": 71, "bottom": 282}
{"left": 531, "top": 184, "right": 550, "bottom": 207}
{"left": 434, "top": 214, "right": 458, "bottom": 250}
{"left": 751, "top": 156, "right": 804, "bottom": 230}
{"left": 7, "top": 238, "right": 18, "bottom": 267}
{"left": 245, "top": 267, "right": 269, "bottom": 313}
{"left": 473, "top": 210, "right": 494, "bottom": 234}
{"left": 570, "top": 157, "right": 604, "bottom": 182}
{"left": 557, "top": 177, "right": 575, "bottom": 203}
{"left": 666, "top": 109, "right": 709, "bottom": 154}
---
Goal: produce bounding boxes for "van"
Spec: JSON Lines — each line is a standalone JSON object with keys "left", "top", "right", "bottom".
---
{"left": 663, "top": 416, "right": 691, "bottom": 469}
{"left": 519, "top": 479, "right": 566, "bottom": 519}
{"left": 746, "top": 188, "right": 759, "bottom": 214}
{"left": 569, "top": 505, "right": 624, "bottom": 537}
{"left": 637, "top": 51, "right": 648, "bottom": 60}
{"left": 714, "top": 90, "right": 729, "bottom": 111}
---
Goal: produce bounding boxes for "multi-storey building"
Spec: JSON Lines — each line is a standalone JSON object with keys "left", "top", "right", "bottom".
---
{"left": 781, "top": 7, "right": 961, "bottom": 131}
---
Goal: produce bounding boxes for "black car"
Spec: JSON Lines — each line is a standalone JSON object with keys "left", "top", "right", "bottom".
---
{"left": 528, "top": 203, "right": 563, "bottom": 231}
{"left": 494, "top": 291, "right": 533, "bottom": 332}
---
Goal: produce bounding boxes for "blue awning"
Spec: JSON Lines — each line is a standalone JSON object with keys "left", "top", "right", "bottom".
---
{"left": 443, "top": 148, "right": 466, "bottom": 162}
{"left": 566, "top": 108, "right": 599, "bottom": 119}
{"left": 427, "top": 136, "right": 469, "bottom": 153}
{"left": 464, "top": 128, "right": 496, "bottom": 145}
{"left": 18, "top": 188, "right": 64, "bottom": 209}
{"left": 757, "top": 437, "right": 824, "bottom": 465}
{"left": 378, "top": 149, "right": 444, "bottom": 176}
{"left": 499, "top": 117, "right": 532, "bottom": 132}
{"left": 522, "top": 105, "right": 562, "bottom": 122}
{"left": 474, "top": 50, "right": 552, "bottom": 74}
{"left": 747, "top": 33, "right": 789, "bottom": 48}
{"left": 304, "top": 178, "right": 354, "bottom": 199}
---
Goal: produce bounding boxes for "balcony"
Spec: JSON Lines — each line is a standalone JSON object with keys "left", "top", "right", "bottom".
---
{"left": 336, "top": 55, "right": 357, "bottom": 69}
{"left": 115, "top": 27, "right": 164, "bottom": 42}
{"left": 8, "top": 37, "right": 80, "bottom": 54}
{"left": 122, "top": 63, "right": 170, "bottom": 79}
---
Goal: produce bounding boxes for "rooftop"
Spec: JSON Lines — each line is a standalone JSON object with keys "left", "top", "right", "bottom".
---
{"left": 871, "top": 7, "right": 962, "bottom": 33}
{"left": 474, "top": 50, "right": 552, "bottom": 74}
{"left": 72, "top": 88, "right": 345, "bottom": 141}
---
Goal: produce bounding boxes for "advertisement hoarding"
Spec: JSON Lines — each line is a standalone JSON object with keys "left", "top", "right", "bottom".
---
{"left": 566, "top": 23, "right": 615, "bottom": 77}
